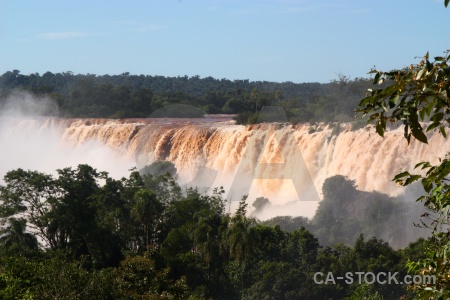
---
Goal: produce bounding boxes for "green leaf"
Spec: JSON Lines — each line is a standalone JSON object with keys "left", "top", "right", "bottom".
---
{"left": 393, "top": 171, "right": 410, "bottom": 181}
{"left": 373, "top": 72, "right": 381, "bottom": 85}
{"left": 425, "top": 100, "right": 436, "bottom": 117}
{"left": 415, "top": 161, "right": 431, "bottom": 169}
{"left": 446, "top": 0, "right": 449, "bottom": 7}
{"left": 431, "top": 112, "right": 444, "bottom": 123}
{"left": 404, "top": 124, "right": 410, "bottom": 143}
{"left": 440, "top": 126, "right": 447, "bottom": 138}
{"left": 376, "top": 122, "right": 384, "bottom": 137}
{"left": 411, "top": 127, "right": 428, "bottom": 144}
{"left": 405, "top": 175, "right": 421, "bottom": 185}
{"left": 419, "top": 109, "right": 426, "bottom": 121}
{"left": 426, "top": 122, "right": 440, "bottom": 132}
{"left": 389, "top": 94, "right": 399, "bottom": 108}
{"left": 426, "top": 60, "right": 433, "bottom": 72}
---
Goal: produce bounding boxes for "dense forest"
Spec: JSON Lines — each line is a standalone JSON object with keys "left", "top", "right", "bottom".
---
{"left": 0, "top": 70, "right": 375, "bottom": 124}
{"left": 0, "top": 163, "right": 430, "bottom": 299}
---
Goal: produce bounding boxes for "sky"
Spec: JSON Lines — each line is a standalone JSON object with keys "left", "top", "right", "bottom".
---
{"left": 0, "top": 0, "right": 449, "bottom": 83}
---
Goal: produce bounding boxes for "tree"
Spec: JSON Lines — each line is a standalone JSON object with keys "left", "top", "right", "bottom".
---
{"left": 250, "top": 225, "right": 284, "bottom": 262}
{"left": 251, "top": 197, "right": 270, "bottom": 215}
{"left": 0, "top": 218, "right": 38, "bottom": 254}
{"left": 50, "top": 165, "right": 125, "bottom": 267}
{"left": 139, "top": 161, "right": 177, "bottom": 178}
{"left": 356, "top": 2, "right": 450, "bottom": 297}
{"left": 312, "top": 175, "right": 359, "bottom": 245}
{"left": 114, "top": 252, "right": 191, "bottom": 299}
{"left": 0, "top": 169, "right": 61, "bottom": 250}
{"left": 0, "top": 165, "right": 126, "bottom": 267}
{"left": 130, "top": 189, "right": 163, "bottom": 251}
{"left": 282, "top": 227, "right": 319, "bottom": 267}
{"left": 226, "top": 197, "right": 256, "bottom": 299}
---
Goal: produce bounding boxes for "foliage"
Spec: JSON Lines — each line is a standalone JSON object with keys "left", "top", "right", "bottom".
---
{"left": 0, "top": 70, "right": 374, "bottom": 124}
{"left": 0, "top": 218, "right": 38, "bottom": 255}
{"left": 393, "top": 156, "right": 450, "bottom": 298}
{"left": 0, "top": 164, "right": 426, "bottom": 299}
{"left": 357, "top": 50, "right": 450, "bottom": 143}
{"left": 140, "top": 161, "right": 178, "bottom": 178}
{"left": 251, "top": 197, "right": 270, "bottom": 215}
{"left": 346, "top": 284, "right": 384, "bottom": 300}
{"left": 150, "top": 104, "right": 205, "bottom": 118}
{"left": 355, "top": 2, "right": 450, "bottom": 297}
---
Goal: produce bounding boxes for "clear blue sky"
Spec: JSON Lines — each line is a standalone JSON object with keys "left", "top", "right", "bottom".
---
{"left": 1, "top": 0, "right": 449, "bottom": 83}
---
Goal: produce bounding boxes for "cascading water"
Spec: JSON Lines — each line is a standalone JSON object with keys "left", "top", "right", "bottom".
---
{"left": 1, "top": 115, "right": 449, "bottom": 218}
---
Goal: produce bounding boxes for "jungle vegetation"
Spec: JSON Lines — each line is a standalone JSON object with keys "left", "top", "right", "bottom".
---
{"left": 0, "top": 164, "right": 427, "bottom": 299}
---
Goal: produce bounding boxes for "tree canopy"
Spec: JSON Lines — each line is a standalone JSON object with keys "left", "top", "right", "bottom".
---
{"left": 0, "top": 70, "right": 374, "bottom": 124}
{"left": 0, "top": 165, "right": 424, "bottom": 299}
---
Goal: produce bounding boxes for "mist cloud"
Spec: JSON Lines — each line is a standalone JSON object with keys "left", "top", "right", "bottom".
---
{"left": 0, "top": 92, "right": 132, "bottom": 184}
{"left": 0, "top": 90, "right": 59, "bottom": 117}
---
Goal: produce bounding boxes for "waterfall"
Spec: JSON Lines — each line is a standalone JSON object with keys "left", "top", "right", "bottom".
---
{"left": 1, "top": 116, "right": 448, "bottom": 218}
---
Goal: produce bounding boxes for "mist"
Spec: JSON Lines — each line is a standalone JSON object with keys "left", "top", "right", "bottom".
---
{"left": 0, "top": 91, "right": 132, "bottom": 184}
{"left": 0, "top": 90, "right": 59, "bottom": 117}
